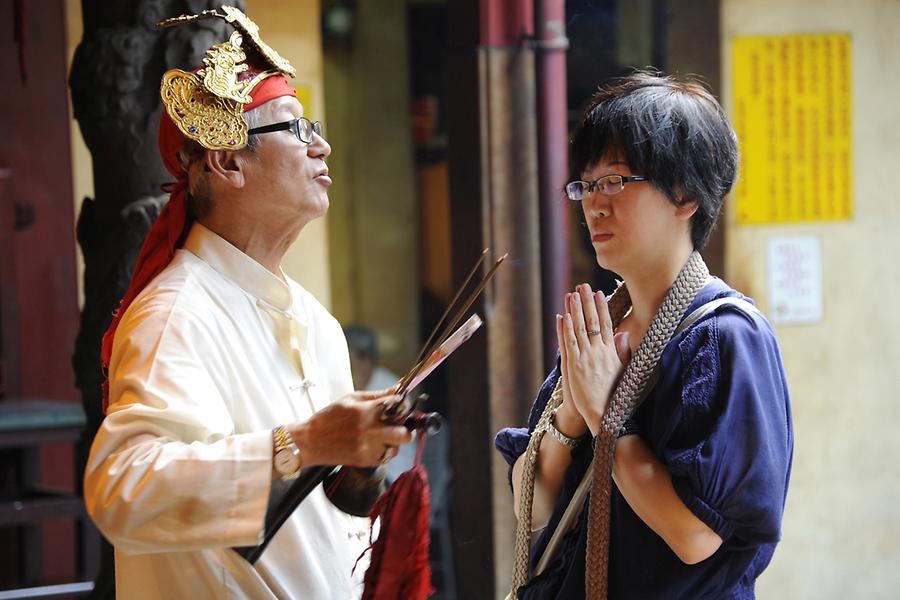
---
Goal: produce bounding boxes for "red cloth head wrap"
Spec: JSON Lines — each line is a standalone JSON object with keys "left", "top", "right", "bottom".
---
{"left": 100, "top": 74, "right": 296, "bottom": 413}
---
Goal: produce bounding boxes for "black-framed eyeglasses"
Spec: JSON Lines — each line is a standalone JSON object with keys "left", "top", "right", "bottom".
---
{"left": 565, "top": 174, "right": 648, "bottom": 201}
{"left": 248, "top": 117, "right": 322, "bottom": 144}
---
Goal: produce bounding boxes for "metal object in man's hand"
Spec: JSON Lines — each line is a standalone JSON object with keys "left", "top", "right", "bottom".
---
{"left": 404, "top": 411, "right": 442, "bottom": 436}
{"left": 381, "top": 392, "right": 427, "bottom": 422}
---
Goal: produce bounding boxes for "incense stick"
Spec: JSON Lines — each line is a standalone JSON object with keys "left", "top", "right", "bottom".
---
{"left": 395, "top": 249, "right": 488, "bottom": 393}
{"left": 413, "top": 248, "right": 488, "bottom": 368}
{"left": 396, "top": 252, "right": 507, "bottom": 397}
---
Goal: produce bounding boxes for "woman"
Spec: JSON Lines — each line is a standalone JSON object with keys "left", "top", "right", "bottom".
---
{"left": 495, "top": 72, "right": 793, "bottom": 599}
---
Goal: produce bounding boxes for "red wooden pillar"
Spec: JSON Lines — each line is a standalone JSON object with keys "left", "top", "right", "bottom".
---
{"left": 535, "top": 0, "right": 571, "bottom": 368}
{"left": 446, "top": 0, "right": 547, "bottom": 596}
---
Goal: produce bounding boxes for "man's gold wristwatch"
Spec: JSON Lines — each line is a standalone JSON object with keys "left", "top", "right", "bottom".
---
{"left": 273, "top": 426, "right": 302, "bottom": 480}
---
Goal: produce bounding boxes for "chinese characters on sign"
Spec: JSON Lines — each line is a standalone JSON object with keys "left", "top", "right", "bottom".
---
{"left": 732, "top": 34, "right": 852, "bottom": 224}
{"left": 767, "top": 236, "right": 823, "bottom": 324}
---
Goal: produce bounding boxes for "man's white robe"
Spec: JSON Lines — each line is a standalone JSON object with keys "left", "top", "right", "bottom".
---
{"left": 85, "top": 223, "right": 370, "bottom": 599}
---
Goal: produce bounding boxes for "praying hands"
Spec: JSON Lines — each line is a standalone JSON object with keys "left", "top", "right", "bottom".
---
{"left": 556, "top": 283, "right": 632, "bottom": 436}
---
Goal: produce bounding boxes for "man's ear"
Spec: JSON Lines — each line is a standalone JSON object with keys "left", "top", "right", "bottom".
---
{"left": 205, "top": 150, "right": 246, "bottom": 189}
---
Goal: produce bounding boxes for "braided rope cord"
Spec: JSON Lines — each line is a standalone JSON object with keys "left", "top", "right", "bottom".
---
{"left": 510, "top": 378, "right": 563, "bottom": 597}
{"left": 585, "top": 252, "right": 709, "bottom": 599}
{"left": 510, "top": 281, "right": 634, "bottom": 597}
{"left": 509, "top": 252, "right": 709, "bottom": 599}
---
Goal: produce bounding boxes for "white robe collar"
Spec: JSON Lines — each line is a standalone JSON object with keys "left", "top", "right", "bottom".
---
{"left": 183, "top": 222, "right": 295, "bottom": 315}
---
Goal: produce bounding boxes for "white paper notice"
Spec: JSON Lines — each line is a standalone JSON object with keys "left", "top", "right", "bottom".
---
{"left": 767, "top": 236, "right": 823, "bottom": 324}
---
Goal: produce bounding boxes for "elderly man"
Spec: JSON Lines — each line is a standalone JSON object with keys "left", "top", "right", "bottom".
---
{"left": 83, "top": 8, "right": 411, "bottom": 599}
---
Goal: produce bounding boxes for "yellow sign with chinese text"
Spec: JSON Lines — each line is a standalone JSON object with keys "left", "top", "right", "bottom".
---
{"left": 732, "top": 33, "right": 852, "bottom": 223}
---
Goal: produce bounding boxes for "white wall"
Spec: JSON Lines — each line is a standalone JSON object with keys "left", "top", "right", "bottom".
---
{"left": 722, "top": 1, "right": 900, "bottom": 597}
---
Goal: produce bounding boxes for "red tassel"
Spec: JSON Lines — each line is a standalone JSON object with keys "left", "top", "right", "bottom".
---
{"left": 359, "top": 438, "right": 434, "bottom": 600}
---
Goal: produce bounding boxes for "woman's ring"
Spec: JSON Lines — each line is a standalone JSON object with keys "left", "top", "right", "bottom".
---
{"left": 587, "top": 329, "right": 602, "bottom": 336}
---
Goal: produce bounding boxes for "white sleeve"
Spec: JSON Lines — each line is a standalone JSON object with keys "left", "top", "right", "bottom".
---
{"left": 84, "top": 293, "right": 272, "bottom": 555}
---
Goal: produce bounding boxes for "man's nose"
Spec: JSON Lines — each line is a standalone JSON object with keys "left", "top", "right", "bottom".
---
{"left": 309, "top": 132, "right": 331, "bottom": 158}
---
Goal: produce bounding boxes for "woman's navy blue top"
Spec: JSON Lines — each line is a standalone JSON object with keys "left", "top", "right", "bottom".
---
{"left": 495, "top": 279, "right": 793, "bottom": 599}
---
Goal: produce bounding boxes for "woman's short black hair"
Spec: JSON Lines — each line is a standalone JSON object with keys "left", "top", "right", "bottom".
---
{"left": 569, "top": 71, "right": 738, "bottom": 250}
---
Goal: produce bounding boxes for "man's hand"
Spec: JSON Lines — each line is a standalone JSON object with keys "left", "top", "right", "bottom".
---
{"left": 288, "top": 391, "right": 414, "bottom": 468}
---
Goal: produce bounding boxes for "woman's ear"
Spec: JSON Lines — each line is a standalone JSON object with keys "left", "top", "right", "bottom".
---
{"left": 675, "top": 199, "right": 699, "bottom": 221}
{"left": 205, "top": 150, "right": 246, "bottom": 189}
{"left": 672, "top": 188, "right": 699, "bottom": 221}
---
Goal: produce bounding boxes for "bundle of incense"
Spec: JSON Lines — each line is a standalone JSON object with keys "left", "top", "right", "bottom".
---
{"left": 234, "top": 249, "right": 506, "bottom": 564}
{"left": 382, "top": 249, "right": 507, "bottom": 422}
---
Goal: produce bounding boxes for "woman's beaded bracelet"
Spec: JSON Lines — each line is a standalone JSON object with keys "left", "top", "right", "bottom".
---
{"left": 589, "top": 418, "right": 641, "bottom": 451}
{"left": 617, "top": 418, "right": 640, "bottom": 439}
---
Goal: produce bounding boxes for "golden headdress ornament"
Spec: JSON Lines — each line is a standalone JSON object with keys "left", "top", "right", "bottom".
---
{"left": 156, "top": 6, "right": 296, "bottom": 151}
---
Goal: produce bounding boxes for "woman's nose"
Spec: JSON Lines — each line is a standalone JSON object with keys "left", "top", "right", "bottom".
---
{"left": 583, "top": 192, "right": 610, "bottom": 217}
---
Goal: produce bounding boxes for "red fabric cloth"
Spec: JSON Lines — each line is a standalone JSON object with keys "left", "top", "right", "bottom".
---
{"left": 359, "top": 438, "right": 434, "bottom": 600}
{"left": 100, "top": 73, "right": 296, "bottom": 413}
